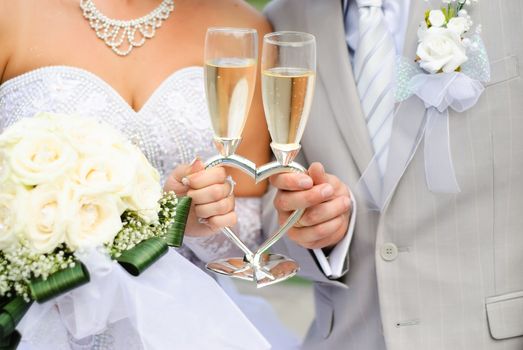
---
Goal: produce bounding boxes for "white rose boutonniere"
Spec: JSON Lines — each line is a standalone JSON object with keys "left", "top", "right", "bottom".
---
{"left": 447, "top": 17, "right": 471, "bottom": 35}
{"left": 417, "top": 2, "right": 474, "bottom": 74}
{"left": 428, "top": 9, "right": 447, "bottom": 28}
{"left": 384, "top": 0, "right": 490, "bottom": 199}
{"left": 417, "top": 27, "right": 468, "bottom": 74}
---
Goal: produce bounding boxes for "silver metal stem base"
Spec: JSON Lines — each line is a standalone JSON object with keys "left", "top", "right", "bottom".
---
{"left": 206, "top": 253, "right": 299, "bottom": 288}
{"left": 204, "top": 154, "right": 306, "bottom": 287}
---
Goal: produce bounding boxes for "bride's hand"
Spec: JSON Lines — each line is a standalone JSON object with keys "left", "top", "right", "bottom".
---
{"left": 164, "top": 158, "right": 236, "bottom": 237}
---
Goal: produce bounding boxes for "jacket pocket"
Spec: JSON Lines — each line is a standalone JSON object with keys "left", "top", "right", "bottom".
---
{"left": 486, "top": 56, "right": 520, "bottom": 87}
{"left": 486, "top": 290, "right": 523, "bottom": 340}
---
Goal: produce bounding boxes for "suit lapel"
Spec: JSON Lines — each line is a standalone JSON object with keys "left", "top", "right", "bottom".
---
{"left": 305, "top": 0, "right": 374, "bottom": 175}
{"left": 381, "top": 0, "right": 428, "bottom": 211}
{"left": 402, "top": 0, "right": 426, "bottom": 60}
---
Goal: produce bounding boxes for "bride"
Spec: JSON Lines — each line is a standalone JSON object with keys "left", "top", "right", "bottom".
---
{"left": 0, "top": 0, "right": 298, "bottom": 349}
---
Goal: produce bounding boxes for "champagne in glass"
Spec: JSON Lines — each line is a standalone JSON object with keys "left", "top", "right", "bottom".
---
{"left": 262, "top": 32, "right": 316, "bottom": 165}
{"left": 204, "top": 28, "right": 258, "bottom": 157}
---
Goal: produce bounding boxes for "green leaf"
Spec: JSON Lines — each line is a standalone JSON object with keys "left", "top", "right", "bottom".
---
{"left": 117, "top": 237, "right": 168, "bottom": 276}
{"left": 164, "top": 196, "right": 191, "bottom": 248}
{"left": 441, "top": 7, "right": 449, "bottom": 21}
{"left": 448, "top": 6, "right": 456, "bottom": 20}
{"left": 0, "top": 297, "right": 32, "bottom": 339}
{"left": 424, "top": 10, "right": 431, "bottom": 26}
{"left": 29, "top": 262, "right": 90, "bottom": 303}
{"left": 0, "top": 330, "right": 20, "bottom": 350}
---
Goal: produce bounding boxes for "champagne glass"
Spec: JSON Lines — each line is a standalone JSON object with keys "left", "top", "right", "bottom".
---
{"left": 203, "top": 27, "right": 259, "bottom": 265}
{"left": 204, "top": 27, "right": 258, "bottom": 157}
{"left": 262, "top": 31, "right": 316, "bottom": 166}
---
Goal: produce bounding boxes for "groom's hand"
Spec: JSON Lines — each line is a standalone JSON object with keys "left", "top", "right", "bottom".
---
{"left": 270, "top": 163, "right": 352, "bottom": 250}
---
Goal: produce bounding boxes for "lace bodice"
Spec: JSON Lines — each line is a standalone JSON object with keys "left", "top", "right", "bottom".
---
{"left": 0, "top": 66, "right": 215, "bottom": 176}
{"left": 0, "top": 66, "right": 263, "bottom": 348}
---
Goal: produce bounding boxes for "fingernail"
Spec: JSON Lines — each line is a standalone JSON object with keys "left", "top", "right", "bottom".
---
{"left": 198, "top": 217, "right": 208, "bottom": 224}
{"left": 190, "top": 156, "right": 201, "bottom": 166}
{"left": 181, "top": 177, "right": 190, "bottom": 186}
{"left": 298, "top": 176, "right": 313, "bottom": 189}
{"left": 321, "top": 185, "right": 334, "bottom": 199}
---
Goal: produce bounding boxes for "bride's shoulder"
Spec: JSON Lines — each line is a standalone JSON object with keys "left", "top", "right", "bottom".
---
{"left": 0, "top": 0, "right": 22, "bottom": 81}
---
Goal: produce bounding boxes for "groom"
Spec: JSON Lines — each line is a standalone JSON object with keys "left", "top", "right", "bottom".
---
{"left": 263, "top": 0, "right": 523, "bottom": 349}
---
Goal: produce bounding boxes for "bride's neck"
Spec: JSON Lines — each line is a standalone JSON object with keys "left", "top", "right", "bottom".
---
{"left": 90, "top": 0, "right": 165, "bottom": 20}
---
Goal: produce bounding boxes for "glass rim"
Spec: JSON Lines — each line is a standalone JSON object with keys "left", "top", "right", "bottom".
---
{"left": 206, "top": 27, "right": 258, "bottom": 35}
{"left": 263, "top": 31, "right": 316, "bottom": 46}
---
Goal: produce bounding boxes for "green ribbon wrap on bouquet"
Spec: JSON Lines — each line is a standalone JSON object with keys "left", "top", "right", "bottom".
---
{"left": 117, "top": 237, "right": 169, "bottom": 276}
{"left": 117, "top": 195, "right": 192, "bottom": 276}
{"left": 0, "top": 296, "right": 32, "bottom": 341}
{"left": 28, "top": 262, "right": 91, "bottom": 304}
{"left": 164, "top": 196, "right": 191, "bottom": 248}
{"left": 0, "top": 330, "right": 20, "bottom": 350}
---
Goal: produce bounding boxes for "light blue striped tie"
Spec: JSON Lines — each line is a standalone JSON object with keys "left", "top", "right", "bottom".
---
{"left": 353, "top": 0, "right": 395, "bottom": 175}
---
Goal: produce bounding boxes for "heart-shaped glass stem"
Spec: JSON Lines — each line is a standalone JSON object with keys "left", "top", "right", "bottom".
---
{"left": 204, "top": 154, "right": 306, "bottom": 287}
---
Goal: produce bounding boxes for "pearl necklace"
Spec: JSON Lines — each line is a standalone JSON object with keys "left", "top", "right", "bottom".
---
{"left": 80, "top": 0, "right": 174, "bottom": 56}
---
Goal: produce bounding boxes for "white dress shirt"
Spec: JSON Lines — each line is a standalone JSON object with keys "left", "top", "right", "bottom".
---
{"left": 313, "top": 0, "right": 411, "bottom": 279}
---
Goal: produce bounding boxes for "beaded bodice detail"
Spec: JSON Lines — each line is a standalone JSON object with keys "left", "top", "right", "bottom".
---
{"left": 0, "top": 65, "right": 216, "bottom": 181}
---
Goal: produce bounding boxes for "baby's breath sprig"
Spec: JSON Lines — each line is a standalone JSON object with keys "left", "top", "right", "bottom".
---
{"left": 0, "top": 242, "right": 76, "bottom": 301}
{"left": 106, "top": 192, "right": 178, "bottom": 258}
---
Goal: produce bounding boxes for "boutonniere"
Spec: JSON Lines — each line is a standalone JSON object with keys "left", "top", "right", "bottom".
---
{"left": 396, "top": 0, "right": 490, "bottom": 194}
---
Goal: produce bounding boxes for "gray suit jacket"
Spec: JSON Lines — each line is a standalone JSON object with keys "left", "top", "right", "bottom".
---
{"left": 263, "top": 0, "right": 523, "bottom": 349}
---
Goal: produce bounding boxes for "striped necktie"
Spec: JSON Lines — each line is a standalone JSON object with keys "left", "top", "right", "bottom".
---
{"left": 353, "top": 0, "right": 396, "bottom": 175}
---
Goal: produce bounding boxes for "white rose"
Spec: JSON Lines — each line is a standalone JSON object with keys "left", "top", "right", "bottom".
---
{"left": 72, "top": 148, "right": 137, "bottom": 197}
{"left": 66, "top": 192, "right": 124, "bottom": 249}
{"left": 23, "top": 184, "right": 68, "bottom": 253}
{"left": 0, "top": 151, "right": 10, "bottom": 184}
{"left": 123, "top": 152, "right": 162, "bottom": 224}
{"left": 0, "top": 191, "right": 23, "bottom": 250}
{"left": 8, "top": 130, "right": 78, "bottom": 186}
{"left": 447, "top": 17, "right": 470, "bottom": 35}
{"left": 59, "top": 117, "right": 128, "bottom": 157}
{"left": 418, "top": 21, "right": 429, "bottom": 41}
{"left": 417, "top": 27, "right": 468, "bottom": 74}
{"left": 0, "top": 113, "right": 60, "bottom": 147}
{"left": 428, "top": 10, "right": 446, "bottom": 28}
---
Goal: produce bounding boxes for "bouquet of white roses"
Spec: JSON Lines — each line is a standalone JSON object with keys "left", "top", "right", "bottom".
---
{"left": 0, "top": 113, "right": 190, "bottom": 348}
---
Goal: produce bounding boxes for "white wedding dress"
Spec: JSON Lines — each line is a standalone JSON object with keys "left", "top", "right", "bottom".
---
{"left": 0, "top": 66, "right": 299, "bottom": 350}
